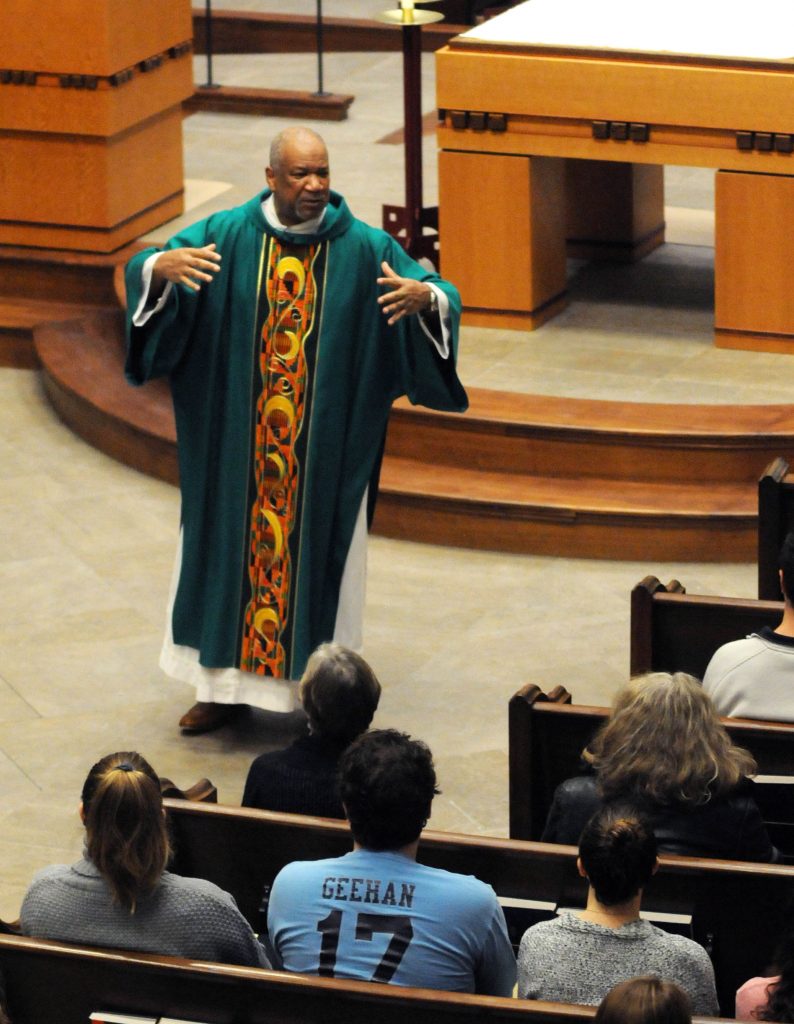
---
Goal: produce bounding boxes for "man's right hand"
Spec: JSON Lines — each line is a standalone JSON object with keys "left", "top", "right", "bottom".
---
{"left": 152, "top": 243, "right": 222, "bottom": 293}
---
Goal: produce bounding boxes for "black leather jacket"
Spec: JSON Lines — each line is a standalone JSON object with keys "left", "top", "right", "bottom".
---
{"left": 541, "top": 774, "right": 779, "bottom": 862}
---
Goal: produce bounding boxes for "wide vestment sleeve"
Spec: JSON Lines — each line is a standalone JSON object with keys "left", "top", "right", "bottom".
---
{"left": 125, "top": 216, "right": 215, "bottom": 385}
{"left": 379, "top": 232, "right": 467, "bottom": 412}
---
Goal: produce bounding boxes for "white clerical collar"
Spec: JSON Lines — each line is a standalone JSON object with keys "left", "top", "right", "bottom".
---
{"left": 263, "top": 194, "right": 327, "bottom": 234}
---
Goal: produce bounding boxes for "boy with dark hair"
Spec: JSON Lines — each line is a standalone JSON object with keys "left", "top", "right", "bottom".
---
{"left": 518, "top": 806, "right": 718, "bottom": 1013}
{"left": 267, "top": 730, "right": 515, "bottom": 994}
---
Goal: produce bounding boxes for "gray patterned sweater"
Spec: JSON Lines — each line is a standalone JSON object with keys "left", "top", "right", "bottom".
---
{"left": 517, "top": 913, "right": 719, "bottom": 1014}
{"left": 20, "top": 857, "right": 269, "bottom": 967}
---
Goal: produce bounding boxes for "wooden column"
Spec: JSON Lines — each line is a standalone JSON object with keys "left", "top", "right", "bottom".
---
{"left": 0, "top": 1, "right": 193, "bottom": 252}
{"left": 715, "top": 170, "right": 794, "bottom": 353}
{"left": 438, "top": 150, "right": 567, "bottom": 330}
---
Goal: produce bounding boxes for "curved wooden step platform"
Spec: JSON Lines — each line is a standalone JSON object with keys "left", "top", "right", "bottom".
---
{"left": 35, "top": 310, "right": 178, "bottom": 485}
{"left": 0, "top": 240, "right": 144, "bottom": 368}
{"left": 32, "top": 307, "right": 794, "bottom": 561}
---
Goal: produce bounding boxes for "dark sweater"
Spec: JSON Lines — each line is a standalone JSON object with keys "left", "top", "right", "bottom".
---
{"left": 541, "top": 774, "right": 778, "bottom": 862}
{"left": 242, "top": 734, "right": 347, "bottom": 818}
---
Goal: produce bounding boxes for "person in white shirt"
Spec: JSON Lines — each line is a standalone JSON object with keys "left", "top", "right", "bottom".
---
{"left": 704, "top": 532, "right": 794, "bottom": 721}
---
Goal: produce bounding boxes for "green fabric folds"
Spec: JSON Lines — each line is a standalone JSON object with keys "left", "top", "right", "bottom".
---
{"left": 125, "top": 190, "right": 467, "bottom": 680}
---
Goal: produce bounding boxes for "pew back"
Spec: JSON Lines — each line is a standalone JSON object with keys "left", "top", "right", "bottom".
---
{"left": 165, "top": 800, "right": 574, "bottom": 930}
{"left": 630, "top": 576, "right": 783, "bottom": 680}
{"left": 0, "top": 933, "right": 596, "bottom": 1024}
{"left": 164, "top": 799, "right": 794, "bottom": 1016}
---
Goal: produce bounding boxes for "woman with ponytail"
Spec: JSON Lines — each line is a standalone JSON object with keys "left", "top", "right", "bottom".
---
{"left": 517, "top": 805, "right": 719, "bottom": 1014}
{"left": 20, "top": 752, "right": 268, "bottom": 966}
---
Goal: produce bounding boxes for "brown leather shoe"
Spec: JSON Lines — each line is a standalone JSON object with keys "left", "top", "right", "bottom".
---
{"left": 179, "top": 701, "right": 246, "bottom": 734}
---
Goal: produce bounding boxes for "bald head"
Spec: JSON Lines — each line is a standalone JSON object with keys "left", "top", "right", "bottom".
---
{"left": 266, "top": 127, "right": 331, "bottom": 226}
{"left": 269, "top": 127, "right": 327, "bottom": 172}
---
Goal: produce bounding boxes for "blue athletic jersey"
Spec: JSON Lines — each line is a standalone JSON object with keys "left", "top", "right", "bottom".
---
{"left": 267, "top": 849, "right": 516, "bottom": 995}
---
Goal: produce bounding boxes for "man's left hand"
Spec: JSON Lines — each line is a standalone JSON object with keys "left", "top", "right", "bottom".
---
{"left": 377, "top": 261, "right": 433, "bottom": 325}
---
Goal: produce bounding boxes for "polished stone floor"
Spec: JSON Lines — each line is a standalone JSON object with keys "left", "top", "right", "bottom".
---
{"left": 0, "top": 8, "right": 782, "bottom": 920}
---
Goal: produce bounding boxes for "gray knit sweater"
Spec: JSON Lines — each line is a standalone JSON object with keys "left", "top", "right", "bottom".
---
{"left": 20, "top": 857, "right": 269, "bottom": 968}
{"left": 517, "top": 913, "right": 719, "bottom": 1015}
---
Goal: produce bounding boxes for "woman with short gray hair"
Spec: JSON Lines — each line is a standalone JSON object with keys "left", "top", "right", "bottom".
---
{"left": 243, "top": 643, "right": 381, "bottom": 817}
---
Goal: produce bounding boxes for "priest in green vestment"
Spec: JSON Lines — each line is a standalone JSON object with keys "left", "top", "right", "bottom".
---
{"left": 125, "top": 127, "right": 467, "bottom": 733}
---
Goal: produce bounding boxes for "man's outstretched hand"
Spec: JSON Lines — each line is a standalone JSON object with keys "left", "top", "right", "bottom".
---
{"left": 377, "top": 261, "right": 433, "bottom": 325}
{"left": 152, "top": 244, "right": 222, "bottom": 293}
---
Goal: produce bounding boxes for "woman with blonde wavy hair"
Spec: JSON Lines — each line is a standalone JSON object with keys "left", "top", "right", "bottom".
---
{"left": 541, "top": 673, "right": 778, "bottom": 861}
{"left": 20, "top": 751, "right": 269, "bottom": 965}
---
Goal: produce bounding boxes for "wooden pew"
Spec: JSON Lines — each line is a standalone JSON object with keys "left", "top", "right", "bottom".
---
{"left": 0, "top": 932, "right": 590, "bottom": 1024}
{"left": 159, "top": 775, "right": 217, "bottom": 802}
{"left": 0, "top": 931, "right": 740, "bottom": 1024}
{"left": 165, "top": 799, "right": 569, "bottom": 940}
{"left": 163, "top": 798, "right": 794, "bottom": 1015}
{"left": 508, "top": 684, "right": 794, "bottom": 845}
{"left": 629, "top": 575, "right": 782, "bottom": 680}
{"left": 758, "top": 456, "right": 794, "bottom": 601}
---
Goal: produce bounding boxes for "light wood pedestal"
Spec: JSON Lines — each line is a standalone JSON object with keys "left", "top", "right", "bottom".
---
{"left": 0, "top": 1, "right": 193, "bottom": 252}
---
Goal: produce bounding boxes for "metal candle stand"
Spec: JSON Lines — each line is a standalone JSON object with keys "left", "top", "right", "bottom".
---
{"left": 377, "top": 1, "right": 444, "bottom": 264}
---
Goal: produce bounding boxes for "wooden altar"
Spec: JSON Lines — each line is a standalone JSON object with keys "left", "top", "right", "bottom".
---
{"left": 436, "top": 0, "right": 794, "bottom": 351}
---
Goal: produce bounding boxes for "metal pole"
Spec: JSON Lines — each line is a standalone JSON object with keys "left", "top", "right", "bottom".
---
{"left": 315, "top": 0, "right": 329, "bottom": 97}
{"left": 402, "top": 23, "right": 423, "bottom": 252}
{"left": 202, "top": 0, "right": 219, "bottom": 89}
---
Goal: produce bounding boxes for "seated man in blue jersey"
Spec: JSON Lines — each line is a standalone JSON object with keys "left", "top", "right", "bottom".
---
{"left": 266, "top": 729, "right": 516, "bottom": 995}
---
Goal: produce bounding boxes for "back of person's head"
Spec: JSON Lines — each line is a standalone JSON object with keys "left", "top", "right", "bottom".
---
{"left": 759, "top": 923, "right": 794, "bottom": 1022}
{"left": 81, "top": 751, "right": 170, "bottom": 913}
{"left": 299, "top": 643, "right": 381, "bottom": 745}
{"left": 594, "top": 977, "right": 692, "bottom": 1024}
{"left": 579, "top": 806, "right": 657, "bottom": 906}
{"left": 780, "top": 532, "right": 794, "bottom": 603}
{"left": 338, "top": 729, "right": 439, "bottom": 850}
{"left": 584, "top": 671, "right": 756, "bottom": 806}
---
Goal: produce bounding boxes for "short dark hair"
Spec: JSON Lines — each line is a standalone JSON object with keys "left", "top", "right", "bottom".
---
{"left": 780, "top": 533, "right": 794, "bottom": 603}
{"left": 299, "top": 643, "right": 381, "bottom": 744}
{"left": 595, "top": 977, "right": 691, "bottom": 1024}
{"left": 338, "top": 730, "right": 439, "bottom": 850}
{"left": 579, "top": 805, "right": 657, "bottom": 906}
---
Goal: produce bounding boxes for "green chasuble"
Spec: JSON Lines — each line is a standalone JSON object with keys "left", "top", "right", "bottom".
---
{"left": 125, "top": 190, "right": 467, "bottom": 681}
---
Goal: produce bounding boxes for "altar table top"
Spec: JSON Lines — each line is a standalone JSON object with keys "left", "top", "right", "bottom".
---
{"left": 461, "top": 0, "right": 794, "bottom": 65}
